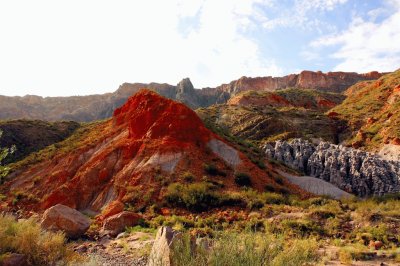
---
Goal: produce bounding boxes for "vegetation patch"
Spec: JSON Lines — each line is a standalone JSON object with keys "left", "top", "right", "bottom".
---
{"left": 234, "top": 172, "right": 252, "bottom": 187}
{"left": 0, "top": 214, "right": 81, "bottom": 265}
{"left": 165, "top": 182, "right": 230, "bottom": 212}
{"left": 172, "top": 231, "right": 319, "bottom": 266}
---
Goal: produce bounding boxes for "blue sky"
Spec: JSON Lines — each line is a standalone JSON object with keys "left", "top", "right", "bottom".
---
{"left": 0, "top": 0, "right": 399, "bottom": 96}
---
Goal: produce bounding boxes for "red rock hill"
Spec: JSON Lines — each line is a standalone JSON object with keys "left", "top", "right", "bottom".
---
{"left": 2, "top": 90, "right": 301, "bottom": 216}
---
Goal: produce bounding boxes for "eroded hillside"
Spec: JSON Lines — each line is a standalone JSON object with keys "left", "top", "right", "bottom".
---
{"left": 197, "top": 88, "right": 346, "bottom": 145}
{"left": 329, "top": 69, "right": 400, "bottom": 158}
{"left": 0, "top": 120, "right": 80, "bottom": 164}
{"left": 0, "top": 90, "right": 303, "bottom": 218}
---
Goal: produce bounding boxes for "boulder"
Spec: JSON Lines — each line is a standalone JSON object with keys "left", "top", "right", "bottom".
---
{"left": 369, "top": 240, "right": 384, "bottom": 250}
{"left": 0, "top": 253, "right": 27, "bottom": 266}
{"left": 41, "top": 204, "right": 90, "bottom": 238}
{"left": 147, "top": 226, "right": 181, "bottom": 266}
{"left": 101, "top": 211, "right": 142, "bottom": 237}
{"left": 98, "top": 200, "right": 125, "bottom": 221}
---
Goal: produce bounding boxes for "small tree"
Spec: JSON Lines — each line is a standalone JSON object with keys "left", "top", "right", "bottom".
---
{"left": 0, "top": 130, "right": 15, "bottom": 183}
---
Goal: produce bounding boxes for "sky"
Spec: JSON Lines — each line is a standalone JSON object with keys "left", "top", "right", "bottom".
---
{"left": 0, "top": 0, "right": 399, "bottom": 97}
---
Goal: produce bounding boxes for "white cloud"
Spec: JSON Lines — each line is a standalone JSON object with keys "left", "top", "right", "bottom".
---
{"left": 310, "top": 2, "right": 400, "bottom": 72}
{"left": 262, "top": 0, "right": 348, "bottom": 30}
{"left": 0, "top": 0, "right": 281, "bottom": 96}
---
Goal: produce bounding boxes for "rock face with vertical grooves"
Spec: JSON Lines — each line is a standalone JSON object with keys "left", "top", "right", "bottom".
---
{"left": 264, "top": 139, "right": 400, "bottom": 196}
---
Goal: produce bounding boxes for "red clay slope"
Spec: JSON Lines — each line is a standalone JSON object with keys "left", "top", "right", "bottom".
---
{"left": 1, "top": 89, "right": 303, "bottom": 216}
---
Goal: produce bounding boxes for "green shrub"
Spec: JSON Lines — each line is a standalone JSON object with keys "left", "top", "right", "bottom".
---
{"left": 271, "top": 238, "right": 319, "bottom": 266}
{"left": 280, "top": 219, "right": 324, "bottom": 237}
{"left": 162, "top": 215, "right": 195, "bottom": 229}
{"left": 203, "top": 164, "right": 226, "bottom": 177}
{"left": 181, "top": 172, "right": 195, "bottom": 183}
{"left": 357, "top": 224, "right": 390, "bottom": 244}
{"left": 0, "top": 194, "right": 6, "bottom": 201}
{"left": 372, "top": 193, "right": 400, "bottom": 203}
{"left": 264, "top": 184, "right": 276, "bottom": 192}
{"left": 204, "top": 164, "right": 218, "bottom": 175}
{"left": 236, "top": 189, "right": 265, "bottom": 210}
{"left": 278, "top": 187, "right": 290, "bottom": 195}
{"left": 234, "top": 173, "right": 252, "bottom": 187}
{"left": 273, "top": 175, "right": 284, "bottom": 185}
{"left": 125, "top": 225, "right": 156, "bottom": 234}
{"left": 165, "top": 182, "right": 223, "bottom": 212}
{"left": 264, "top": 192, "right": 288, "bottom": 205}
{"left": 309, "top": 209, "right": 336, "bottom": 220}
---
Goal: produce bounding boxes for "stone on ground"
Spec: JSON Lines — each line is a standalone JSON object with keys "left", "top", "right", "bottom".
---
{"left": 40, "top": 204, "right": 91, "bottom": 238}
{"left": 0, "top": 253, "right": 27, "bottom": 266}
{"left": 101, "top": 211, "right": 142, "bottom": 237}
{"left": 147, "top": 226, "right": 181, "bottom": 266}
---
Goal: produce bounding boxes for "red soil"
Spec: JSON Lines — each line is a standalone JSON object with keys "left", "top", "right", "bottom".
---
{"left": 114, "top": 89, "right": 212, "bottom": 146}
{"left": 392, "top": 138, "right": 400, "bottom": 145}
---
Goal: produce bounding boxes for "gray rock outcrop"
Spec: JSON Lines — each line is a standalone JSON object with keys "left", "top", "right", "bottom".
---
{"left": 147, "top": 226, "right": 182, "bottom": 266}
{"left": 264, "top": 139, "right": 400, "bottom": 196}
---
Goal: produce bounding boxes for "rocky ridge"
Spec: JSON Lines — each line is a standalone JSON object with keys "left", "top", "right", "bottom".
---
{"left": 328, "top": 69, "right": 400, "bottom": 153}
{"left": 264, "top": 139, "right": 400, "bottom": 196}
{"left": 0, "top": 120, "right": 80, "bottom": 164}
{"left": 0, "top": 71, "right": 381, "bottom": 122}
{"left": 226, "top": 88, "right": 345, "bottom": 111}
{"left": 217, "top": 70, "right": 382, "bottom": 95}
{"left": 197, "top": 88, "right": 346, "bottom": 144}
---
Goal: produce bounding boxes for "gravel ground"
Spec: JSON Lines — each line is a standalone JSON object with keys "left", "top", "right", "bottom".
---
{"left": 72, "top": 232, "right": 153, "bottom": 266}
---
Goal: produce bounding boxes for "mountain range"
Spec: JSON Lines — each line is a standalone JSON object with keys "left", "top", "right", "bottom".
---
{"left": 0, "top": 70, "right": 382, "bottom": 122}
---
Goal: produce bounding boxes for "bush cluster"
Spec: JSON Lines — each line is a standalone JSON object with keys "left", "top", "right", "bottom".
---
{"left": 203, "top": 164, "right": 227, "bottom": 177}
{"left": 165, "top": 182, "right": 226, "bottom": 212}
{"left": 234, "top": 173, "right": 252, "bottom": 187}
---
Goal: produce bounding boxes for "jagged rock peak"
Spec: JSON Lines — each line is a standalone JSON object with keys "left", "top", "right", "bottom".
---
{"left": 263, "top": 139, "right": 400, "bottom": 196}
{"left": 176, "top": 78, "right": 194, "bottom": 93}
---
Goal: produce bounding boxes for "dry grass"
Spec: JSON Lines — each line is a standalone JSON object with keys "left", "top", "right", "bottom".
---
{"left": 172, "top": 231, "right": 319, "bottom": 266}
{"left": 0, "top": 214, "right": 82, "bottom": 265}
